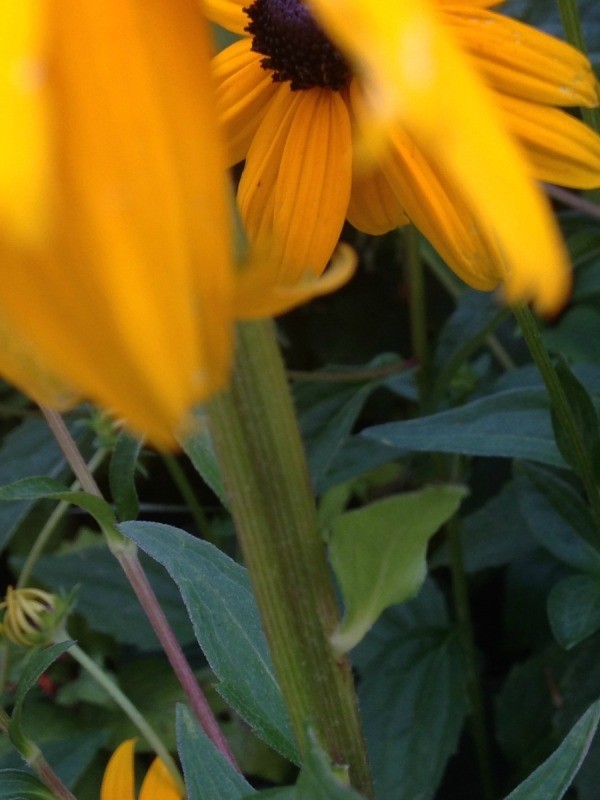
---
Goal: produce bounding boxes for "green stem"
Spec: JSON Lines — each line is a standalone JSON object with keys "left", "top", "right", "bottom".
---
{"left": 40, "top": 407, "right": 238, "bottom": 769}
{"left": 405, "top": 226, "right": 429, "bottom": 400}
{"left": 447, "top": 514, "right": 495, "bottom": 800}
{"left": 162, "top": 453, "right": 212, "bottom": 540}
{"left": 62, "top": 638, "right": 184, "bottom": 794}
{"left": 207, "top": 319, "right": 373, "bottom": 798}
{"left": 17, "top": 449, "right": 107, "bottom": 589}
{"left": 0, "top": 708, "right": 77, "bottom": 800}
{"left": 513, "top": 304, "right": 600, "bottom": 536}
{"left": 556, "top": 0, "right": 600, "bottom": 134}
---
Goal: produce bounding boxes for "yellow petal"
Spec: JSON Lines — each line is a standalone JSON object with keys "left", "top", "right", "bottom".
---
{"left": 239, "top": 85, "right": 351, "bottom": 287}
{"left": 308, "top": 0, "right": 570, "bottom": 312}
{"left": 444, "top": 5, "right": 600, "bottom": 108}
{"left": 212, "top": 38, "right": 278, "bottom": 166}
{"left": 0, "top": 2, "right": 49, "bottom": 244}
{"left": 201, "top": 0, "right": 248, "bottom": 35}
{"left": 0, "top": 313, "right": 76, "bottom": 409}
{"left": 236, "top": 243, "right": 357, "bottom": 318}
{"left": 101, "top": 740, "right": 136, "bottom": 800}
{"left": 347, "top": 105, "right": 410, "bottom": 237}
{"left": 139, "top": 758, "right": 183, "bottom": 800}
{"left": 348, "top": 83, "right": 501, "bottom": 290}
{"left": 0, "top": 0, "right": 234, "bottom": 448}
{"left": 497, "top": 94, "right": 600, "bottom": 189}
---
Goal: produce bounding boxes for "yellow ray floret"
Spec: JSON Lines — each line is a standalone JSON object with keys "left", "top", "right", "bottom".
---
{"left": 101, "top": 740, "right": 182, "bottom": 800}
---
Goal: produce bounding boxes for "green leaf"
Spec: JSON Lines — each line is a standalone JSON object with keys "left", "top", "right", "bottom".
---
{"left": 29, "top": 543, "right": 195, "bottom": 650}
{"left": 251, "top": 728, "right": 364, "bottom": 800}
{"left": 0, "top": 477, "right": 116, "bottom": 532}
{"left": 515, "top": 464, "right": 600, "bottom": 571}
{"left": 354, "top": 583, "right": 468, "bottom": 800}
{"left": 294, "top": 357, "right": 394, "bottom": 492}
{"left": 120, "top": 521, "right": 297, "bottom": 762}
{"left": 363, "top": 389, "right": 565, "bottom": 466}
{"left": 548, "top": 575, "right": 600, "bottom": 649}
{"left": 108, "top": 433, "right": 142, "bottom": 521}
{"left": 0, "top": 771, "right": 54, "bottom": 799}
{"left": 182, "top": 410, "right": 228, "bottom": 507}
{"left": 504, "top": 699, "right": 600, "bottom": 800}
{"left": 293, "top": 730, "right": 364, "bottom": 800}
{"left": 550, "top": 359, "right": 600, "bottom": 478}
{"left": 543, "top": 306, "right": 600, "bottom": 365}
{"left": 9, "top": 642, "right": 74, "bottom": 751}
{"left": 431, "top": 479, "right": 536, "bottom": 573}
{"left": 495, "top": 646, "right": 569, "bottom": 772}
{"left": 176, "top": 705, "right": 254, "bottom": 800}
{"left": 0, "top": 417, "right": 94, "bottom": 555}
{"left": 328, "top": 485, "right": 467, "bottom": 654}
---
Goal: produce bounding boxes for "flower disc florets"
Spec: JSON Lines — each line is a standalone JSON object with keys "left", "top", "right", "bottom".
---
{"left": 244, "top": 0, "right": 351, "bottom": 91}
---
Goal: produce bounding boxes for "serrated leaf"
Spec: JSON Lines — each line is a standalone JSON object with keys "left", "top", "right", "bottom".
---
{"left": 109, "top": 433, "right": 142, "bottom": 521}
{"left": 550, "top": 359, "right": 600, "bottom": 479}
{"left": 0, "top": 478, "right": 116, "bottom": 532}
{"left": 504, "top": 699, "right": 600, "bottom": 800}
{"left": 120, "top": 521, "right": 297, "bottom": 762}
{"left": 356, "top": 588, "right": 468, "bottom": 800}
{"left": 328, "top": 485, "right": 467, "bottom": 654}
{"left": 0, "top": 771, "right": 54, "bottom": 799}
{"left": 363, "top": 389, "right": 565, "bottom": 466}
{"left": 9, "top": 642, "right": 74, "bottom": 750}
{"left": 176, "top": 705, "right": 254, "bottom": 800}
{"left": 515, "top": 464, "right": 600, "bottom": 572}
{"left": 548, "top": 575, "right": 600, "bottom": 649}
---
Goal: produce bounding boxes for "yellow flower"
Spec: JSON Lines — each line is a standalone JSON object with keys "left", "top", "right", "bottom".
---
{"left": 0, "top": 586, "right": 59, "bottom": 647}
{"left": 101, "top": 740, "right": 183, "bottom": 800}
{"left": 1, "top": 0, "right": 234, "bottom": 449}
{"left": 206, "top": 0, "right": 600, "bottom": 314}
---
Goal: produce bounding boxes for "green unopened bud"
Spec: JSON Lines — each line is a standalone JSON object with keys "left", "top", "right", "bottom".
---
{"left": 0, "top": 587, "right": 68, "bottom": 647}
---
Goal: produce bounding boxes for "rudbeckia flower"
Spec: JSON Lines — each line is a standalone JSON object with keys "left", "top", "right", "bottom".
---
{"left": 207, "top": 0, "right": 600, "bottom": 314}
{"left": 101, "top": 740, "right": 183, "bottom": 800}
{"left": 1, "top": 0, "right": 234, "bottom": 449}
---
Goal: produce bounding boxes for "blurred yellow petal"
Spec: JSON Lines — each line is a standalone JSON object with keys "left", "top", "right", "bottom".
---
{"left": 0, "top": 0, "right": 234, "bottom": 448}
{"left": 348, "top": 107, "right": 410, "bottom": 236}
{"left": 444, "top": 5, "right": 600, "bottom": 108}
{"left": 307, "top": 0, "right": 571, "bottom": 311}
{"left": 101, "top": 740, "right": 136, "bottom": 800}
{"left": 139, "top": 758, "right": 183, "bottom": 800}
{"left": 497, "top": 94, "right": 600, "bottom": 189}
{"left": 213, "top": 38, "right": 278, "bottom": 166}
{"left": 0, "top": 314, "right": 75, "bottom": 409}
{"left": 202, "top": 0, "right": 248, "bottom": 35}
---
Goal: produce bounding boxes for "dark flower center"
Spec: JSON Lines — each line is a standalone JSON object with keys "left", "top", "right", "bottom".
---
{"left": 244, "top": 0, "right": 351, "bottom": 91}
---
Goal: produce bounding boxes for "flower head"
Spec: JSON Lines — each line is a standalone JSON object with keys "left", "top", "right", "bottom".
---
{"left": 101, "top": 739, "right": 183, "bottom": 800}
{"left": 1, "top": 0, "right": 234, "bottom": 449}
{"left": 0, "top": 587, "right": 64, "bottom": 647}
{"left": 207, "top": 0, "right": 600, "bottom": 314}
